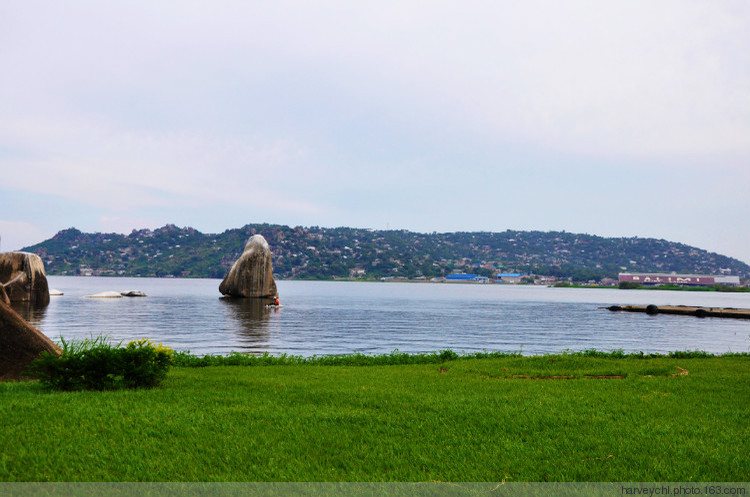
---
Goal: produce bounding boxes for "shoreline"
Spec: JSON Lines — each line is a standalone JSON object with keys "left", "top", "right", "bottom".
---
{"left": 46, "top": 273, "right": 750, "bottom": 290}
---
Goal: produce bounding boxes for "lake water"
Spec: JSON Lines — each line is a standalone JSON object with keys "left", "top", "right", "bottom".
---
{"left": 15, "top": 276, "right": 750, "bottom": 356}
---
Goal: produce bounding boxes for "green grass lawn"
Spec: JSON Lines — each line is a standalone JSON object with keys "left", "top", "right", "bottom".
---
{"left": 1, "top": 354, "right": 748, "bottom": 482}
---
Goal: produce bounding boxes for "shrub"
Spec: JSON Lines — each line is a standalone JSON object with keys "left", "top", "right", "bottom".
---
{"left": 553, "top": 282, "right": 573, "bottom": 288}
{"left": 618, "top": 281, "right": 642, "bottom": 289}
{"left": 29, "top": 337, "right": 174, "bottom": 391}
{"left": 439, "top": 349, "right": 459, "bottom": 361}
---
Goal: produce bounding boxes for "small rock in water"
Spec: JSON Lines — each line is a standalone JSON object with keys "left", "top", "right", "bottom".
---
{"left": 120, "top": 290, "right": 147, "bottom": 297}
{"left": 85, "top": 291, "right": 122, "bottom": 298}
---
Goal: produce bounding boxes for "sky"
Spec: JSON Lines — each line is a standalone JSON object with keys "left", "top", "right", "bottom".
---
{"left": 1, "top": 1, "right": 749, "bottom": 264}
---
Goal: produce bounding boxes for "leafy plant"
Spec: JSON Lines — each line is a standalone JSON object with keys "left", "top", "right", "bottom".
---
{"left": 618, "top": 281, "right": 642, "bottom": 289}
{"left": 28, "top": 336, "right": 174, "bottom": 391}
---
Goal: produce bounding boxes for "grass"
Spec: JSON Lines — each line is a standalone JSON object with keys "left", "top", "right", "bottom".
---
{"left": 169, "top": 349, "right": 724, "bottom": 368}
{"left": 1, "top": 352, "right": 748, "bottom": 482}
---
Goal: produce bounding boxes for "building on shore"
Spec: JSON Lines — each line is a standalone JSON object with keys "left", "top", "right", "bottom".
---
{"left": 495, "top": 273, "right": 526, "bottom": 284}
{"left": 445, "top": 273, "right": 489, "bottom": 283}
{"left": 618, "top": 272, "right": 740, "bottom": 287}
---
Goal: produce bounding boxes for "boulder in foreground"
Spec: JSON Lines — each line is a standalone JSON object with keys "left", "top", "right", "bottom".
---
{"left": 219, "top": 235, "right": 278, "bottom": 299}
{"left": 0, "top": 252, "right": 50, "bottom": 306}
{"left": 0, "top": 298, "right": 60, "bottom": 380}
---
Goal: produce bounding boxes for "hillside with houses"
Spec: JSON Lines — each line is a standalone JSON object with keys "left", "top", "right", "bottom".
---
{"left": 22, "top": 224, "right": 750, "bottom": 283}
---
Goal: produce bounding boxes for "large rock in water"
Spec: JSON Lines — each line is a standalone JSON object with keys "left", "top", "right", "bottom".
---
{"left": 0, "top": 252, "right": 50, "bottom": 306}
{"left": 219, "top": 235, "right": 278, "bottom": 299}
{"left": 0, "top": 298, "right": 60, "bottom": 380}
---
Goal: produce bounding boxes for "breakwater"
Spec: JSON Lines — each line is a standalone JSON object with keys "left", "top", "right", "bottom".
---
{"left": 606, "top": 304, "right": 750, "bottom": 319}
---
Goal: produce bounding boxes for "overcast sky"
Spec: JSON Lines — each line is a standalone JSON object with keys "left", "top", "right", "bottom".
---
{"left": 1, "top": 1, "right": 749, "bottom": 263}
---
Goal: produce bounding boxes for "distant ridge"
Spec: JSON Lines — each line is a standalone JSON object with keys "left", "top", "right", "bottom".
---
{"left": 22, "top": 223, "right": 750, "bottom": 281}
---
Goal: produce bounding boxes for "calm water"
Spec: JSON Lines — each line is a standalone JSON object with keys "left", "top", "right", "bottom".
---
{"left": 16, "top": 276, "right": 750, "bottom": 356}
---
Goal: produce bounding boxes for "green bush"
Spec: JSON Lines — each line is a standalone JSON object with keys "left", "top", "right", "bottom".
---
{"left": 618, "top": 281, "right": 642, "bottom": 289}
{"left": 29, "top": 337, "right": 174, "bottom": 391}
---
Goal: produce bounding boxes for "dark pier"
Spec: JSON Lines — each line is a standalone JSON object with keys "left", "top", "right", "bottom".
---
{"left": 605, "top": 304, "right": 750, "bottom": 319}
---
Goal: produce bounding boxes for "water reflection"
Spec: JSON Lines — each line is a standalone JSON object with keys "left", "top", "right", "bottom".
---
{"left": 10, "top": 301, "right": 48, "bottom": 326}
{"left": 220, "top": 297, "right": 274, "bottom": 349}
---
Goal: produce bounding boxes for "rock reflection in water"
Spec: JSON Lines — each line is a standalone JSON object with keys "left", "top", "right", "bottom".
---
{"left": 220, "top": 297, "right": 275, "bottom": 350}
{"left": 10, "top": 301, "right": 48, "bottom": 327}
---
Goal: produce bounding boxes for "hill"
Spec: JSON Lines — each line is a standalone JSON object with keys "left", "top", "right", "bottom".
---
{"left": 22, "top": 224, "right": 750, "bottom": 282}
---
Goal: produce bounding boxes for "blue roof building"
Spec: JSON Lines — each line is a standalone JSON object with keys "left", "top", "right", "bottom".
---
{"left": 445, "top": 273, "right": 488, "bottom": 282}
{"left": 495, "top": 273, "right": 527, "bottom": 284}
